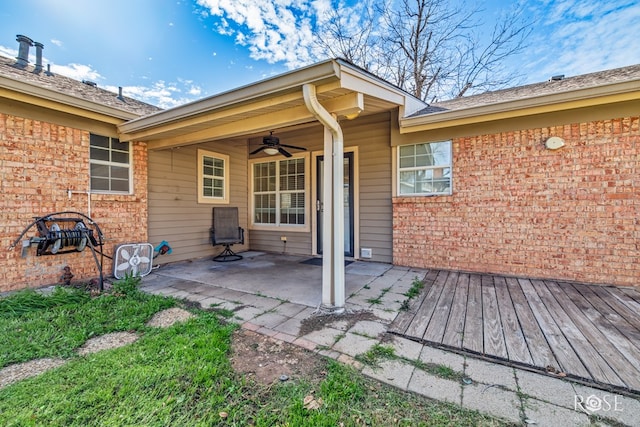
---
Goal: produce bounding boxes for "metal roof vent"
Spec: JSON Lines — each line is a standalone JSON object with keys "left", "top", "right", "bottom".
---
{"left": 82, "top": 80, "right": 97, "bottom": 87}
{"left": 14, "top": 34, "right": 33, "bottom": 68}
{"left": 549, "top": 75, "right": 565, "bottom": 81}
{"left": 33, "top": 41, "right": 44, "bottom": 73}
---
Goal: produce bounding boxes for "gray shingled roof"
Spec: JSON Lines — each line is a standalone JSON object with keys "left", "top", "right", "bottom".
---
{"left": 412, "top": 64, "right": 640, "bottom": 116}
{"left": 0, "top": 55, "right": 161, "bottom": 116}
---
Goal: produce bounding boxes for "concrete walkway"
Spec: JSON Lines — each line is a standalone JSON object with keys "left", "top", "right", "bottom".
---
{"left": 141, "top": 253, "right": 639, "bottom": 427}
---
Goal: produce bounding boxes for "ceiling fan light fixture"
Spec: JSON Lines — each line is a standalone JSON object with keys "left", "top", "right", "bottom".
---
{"left": 263, "top": 147, "right": 279, "bottom": 155}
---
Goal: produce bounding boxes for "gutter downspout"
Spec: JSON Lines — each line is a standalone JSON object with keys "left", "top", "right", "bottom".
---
{"left": 303, "top": 83, "right": 345, "bottom": 311}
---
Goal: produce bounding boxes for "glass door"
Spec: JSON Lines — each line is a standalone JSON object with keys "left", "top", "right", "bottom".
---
{"left": 316, "top": 152, "right": 354, "bottom": 257}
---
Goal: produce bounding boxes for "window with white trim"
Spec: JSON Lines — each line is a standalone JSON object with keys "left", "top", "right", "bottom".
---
{"left": 398, "top": 141, "right": 452, "bottom": 195}
{"left": 198, "top": 149, "right": 229, "bottom": 204}
{"left": 252, "top": 157, "right": 306, "bottom": 226}
{"left": 90, "top": 134, "right": 131, "bottom": 193}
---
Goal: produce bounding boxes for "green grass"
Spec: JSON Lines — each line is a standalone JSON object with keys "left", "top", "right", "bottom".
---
{"left": 0, "top": 285, "right": 508, "bottom": 426}
{"left": 0, "top": 284, "right": 175, "bottom": 367}
{"left": 400, "top": 277, "right": 425, "bottom": 311}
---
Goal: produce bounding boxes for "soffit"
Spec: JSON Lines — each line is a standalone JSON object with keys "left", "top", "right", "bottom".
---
{"left": 118, "top": 59, "right": 414, "bottom": 147}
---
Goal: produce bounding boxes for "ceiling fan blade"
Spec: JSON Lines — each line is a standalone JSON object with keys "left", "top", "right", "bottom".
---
{"left": 250, "top": 146, "right": 267, "bottom": 155}
{"left": 279, "top": 143, "right": 307, "bottom": 151}
{"left": 278, "top": 147, "right": 292, "bottom": 157}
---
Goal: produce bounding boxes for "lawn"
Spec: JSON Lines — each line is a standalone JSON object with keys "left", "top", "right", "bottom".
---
{"left": 0, "top": 281, "right": 510, "bottom": 426}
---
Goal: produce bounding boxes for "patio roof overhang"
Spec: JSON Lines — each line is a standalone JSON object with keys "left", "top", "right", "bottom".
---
{"left": 117, "top": 59, "right": 424, "bottom": 310}
{"left": 117, "top": 59, "right": 423, "bottom": 149}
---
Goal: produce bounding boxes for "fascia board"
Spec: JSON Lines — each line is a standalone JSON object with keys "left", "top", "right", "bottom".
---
{"left": 120, "top": 60, "right": 342, "bottom": 134}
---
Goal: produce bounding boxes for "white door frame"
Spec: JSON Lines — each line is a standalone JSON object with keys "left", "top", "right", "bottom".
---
{"left": 311, "top": 146, "right": 359, "bottom": 259}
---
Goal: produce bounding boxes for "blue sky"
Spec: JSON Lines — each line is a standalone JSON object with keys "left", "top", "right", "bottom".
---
{"left": 0, "top": 0, "right": 638, "bottom": 108}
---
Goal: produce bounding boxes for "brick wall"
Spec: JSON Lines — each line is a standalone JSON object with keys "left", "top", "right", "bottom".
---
{"left": 0, "top": 113, "right": 148, "bottom": 292}
{"left": 393, "top": 116, "right": 639, "bottom": 287}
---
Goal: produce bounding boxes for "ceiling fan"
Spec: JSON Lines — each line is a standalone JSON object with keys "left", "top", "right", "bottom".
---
{"left": 250, "top": 131, "right": 306, "bottom": 158}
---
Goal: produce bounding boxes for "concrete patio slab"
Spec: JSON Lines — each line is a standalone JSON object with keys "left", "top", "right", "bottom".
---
{"left": 407, "top": 369, "right": 461, "bottom": 405}
{"left": 386, "top": 335, "right": 423, "bottom": 361}
{"left": 515, "top": 368, "right": 578, "bottom": 408}
{"left": 461, "top": 382, "right": 523, "bottom": 424}
{"left": 572, "top": 383, "right": 640, "bottom": 426}
{"left": 361, "top": 359, "right": 415, "bottom": 390}
{"left": 348, "top": 320, "right": 387, "bottom": 339}
{"left": 464, "top": 358, "right": 517, "bottom": 391}
{"left": 523, "top": 399, "right": 590, "bottom": 427}
{"left": 302, "top": 327, "right": 345, "bottom": 348}
{"left": 331, "top": 332, "right": 378, "bottom": 357}
{"left": 418, "top": 345, "right": 466, "bottom": 374}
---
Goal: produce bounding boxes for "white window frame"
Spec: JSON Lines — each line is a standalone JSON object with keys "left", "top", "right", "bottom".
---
{"left": 197, "top": 149, "right": 230, "bottom": 204}
{"left": 397, "top": 141, "right": 453, "bottom": 196}
{"left": 89, "top": 134, "right": 132, "bottom": 194}
{"left": 249, "top": 153, "right": 310, "bottom": 232}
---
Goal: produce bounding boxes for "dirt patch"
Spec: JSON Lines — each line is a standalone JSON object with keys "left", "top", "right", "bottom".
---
{"left": 0, "top": 358, "right": 66, "bottom": 389}
{"left": 77, "top": 332, "right": 139, "bottom": 356}
{"left": 146, "top": 307, "right": 195, "bottom": 328}
{"left": 230, "top": 329, "right": 326, "bottom": 385}
{"left": 298, "top": 310, "right": 380, "bottom": 337}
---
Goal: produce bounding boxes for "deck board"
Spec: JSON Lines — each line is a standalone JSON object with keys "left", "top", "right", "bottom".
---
{"left": 442, "top": 273, "right": 469, "bottom": 348}
{"left": 422, "top": 271, "right": 458, "bottom": 343}
{"left": 482, "top": 275, "right": 508, "bottom": 359}
{"left": 404, "top": 270, "right": 448, "bottom": 338}
{"left": 463, "top": 274, "right": 484, "bottom": 354}
{"left": 494, "top": 277, "right": 533, "bottom": 365}
{"left": 540, "top": 281, "right": 625, "bottom": 387}
{"left": 505, "top": 277, "right": 557, "bottom": 368}
{"left": 389, "top": 270, "right": 436, "bottom": 334}
{"left": 388, "top": 269, "right": 640, "bottom": 394}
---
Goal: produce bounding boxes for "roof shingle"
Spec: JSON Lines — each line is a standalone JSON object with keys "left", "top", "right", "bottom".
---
{"left": 0, "top": 55, "right": 161, "bottom": 117}
{"left": 412, "top": 64, "right": 640, "bottom": 117}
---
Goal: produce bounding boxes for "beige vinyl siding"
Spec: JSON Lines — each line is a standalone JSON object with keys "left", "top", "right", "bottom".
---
{"left": 249, "top": 230, "right": 311, "bottom": 255}
{"left": 343, "top": 112, "right": 393, "bottom": 263}
{"left": 147, "top": 141, "right": 248, "bottom": 263}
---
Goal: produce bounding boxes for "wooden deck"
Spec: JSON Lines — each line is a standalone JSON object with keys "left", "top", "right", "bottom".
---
{"left": 389, "top": 270, "right": 640, "bottom": 394}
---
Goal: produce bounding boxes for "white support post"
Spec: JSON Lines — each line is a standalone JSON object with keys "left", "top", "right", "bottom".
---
{"left": 332, "top": 115, "right": 345, "bottom": 308}
{"left": 321, "top": 126, "right": 334, "bottom": 306}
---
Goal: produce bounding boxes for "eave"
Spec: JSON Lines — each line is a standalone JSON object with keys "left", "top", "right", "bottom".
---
{"left": 118, "top": 59, "right": 421, "bottom": 148}
{"left": 0, "top": 75, "right": 139, "bottom": 125}
{"left": 399, "top": 79, "right": 640, "bottom": 134}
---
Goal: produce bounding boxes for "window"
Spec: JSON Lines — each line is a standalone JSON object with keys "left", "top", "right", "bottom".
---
{"left": 398, "top": 141, "right": 452, "bottom": 195}
{"left": 252, "top": 157, "right": 306, "bottom": 227}
{"left": 198, "top": 149, "right": 229, "bottom": 204}
{"left": 90, "top": 134, "right": 131, "bottom": 193}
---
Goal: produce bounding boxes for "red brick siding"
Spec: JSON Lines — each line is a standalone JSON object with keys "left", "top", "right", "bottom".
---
{"left": 393, "top": 117, "right": 639, "bottom": 287}
{"left": 0, "top": 113, "right": 147, "bottom": 292}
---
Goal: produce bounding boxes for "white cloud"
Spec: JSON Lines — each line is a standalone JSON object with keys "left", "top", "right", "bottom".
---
{"left": 50, "top": 63, "right": 103, "bottom": 81}
{"left": 50, "top": 39, "right": 63, "bottom": 47}
{"left": 526, "top": 0, "right": 640, "bottom": 80}
{"left": 196, "top": 0, "right": 321, "bottom": 69}
{"left": 104, "top": 80, "right": 205, "bottom": 109}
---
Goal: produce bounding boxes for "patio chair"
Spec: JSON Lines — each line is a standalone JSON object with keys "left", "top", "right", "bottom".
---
{"left": 210, "top": 207, "right": 244, "bottom": 262}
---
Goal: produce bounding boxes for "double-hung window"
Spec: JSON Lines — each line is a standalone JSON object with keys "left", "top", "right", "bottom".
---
{"left": 197, "top": 149, "right": 229, "bottom": 204}
{"left": 252, "top": 157, "right": 306, "bottom": 227}
{"left": 398, "top": 141, "right": 452, "bottom": 195}
{"left": 90, "top": 134, "right": 131, "bottom": 193}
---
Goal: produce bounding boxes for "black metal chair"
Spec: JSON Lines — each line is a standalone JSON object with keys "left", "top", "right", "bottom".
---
{"left": 210, "top": 207, "right": 244, "bottom": 262}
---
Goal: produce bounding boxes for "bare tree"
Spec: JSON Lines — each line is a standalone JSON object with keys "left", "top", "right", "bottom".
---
{"left": 315, "top": 0, "right": 532, "bottom": 102}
